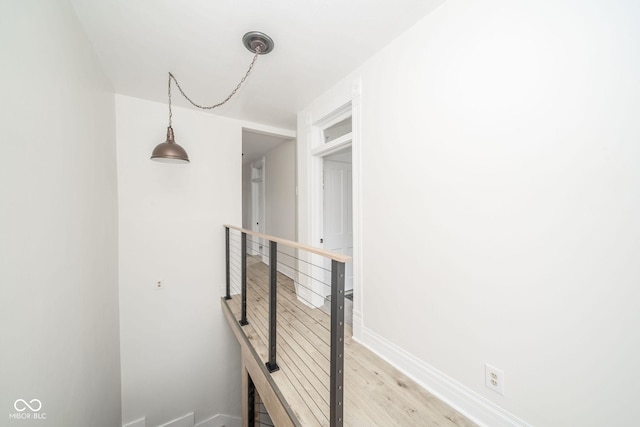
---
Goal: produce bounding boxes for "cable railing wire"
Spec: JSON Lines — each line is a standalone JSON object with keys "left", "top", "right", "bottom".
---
{"left": 248, "top": 239, "right": 329, "bottom": 273}
{"left": 244, "top": 257, "right": 330, "bottom": 306}
{"left": 230, "top": 274, "right": 241, "bottom": 291}
{"left": 292, "top": 266, "right": 332, "bottom": 289}
{"left": 241, "top": 258, "right": 332, "bottom": 334}
{"left": 292, "top": 280, "right": 332, "bottom": 306}
{"left": 223, "top": 226, "right": 347, "bottom": 427}
{"left": 242, "top": 288, "right": 332, "bottom": 404}
{"left": 241, "top": 266, "right": 340, "bottom": 411}
{"left": 229, "top": 254, "right": 332, "bottom": 314}
{"left": 245, "top": 247, "right": 332, "bottom": 289}
{"left": 254, "top": 398, "right": 275, "bottom": 427}
{"left": 291, "top": 252, "right": 332, "bottom": 272}
{"left": 242, "top": 253, "right": 333, "bottom": 310}
{"left": 275, "top": 249, "right": 297, "bottom": 260}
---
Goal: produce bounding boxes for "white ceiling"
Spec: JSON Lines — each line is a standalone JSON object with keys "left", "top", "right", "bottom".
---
{"left": 70, "top": 0, "right": 446, "bottom": 130}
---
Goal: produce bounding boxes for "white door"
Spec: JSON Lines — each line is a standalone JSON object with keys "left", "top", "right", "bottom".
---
{"left": 323, "top": 159, "right": 353, "bottom": 291}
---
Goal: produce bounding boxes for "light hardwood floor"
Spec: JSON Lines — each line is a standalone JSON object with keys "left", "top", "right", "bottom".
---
{"left": 223, "top": 261, "right": 477, "bottom": 427}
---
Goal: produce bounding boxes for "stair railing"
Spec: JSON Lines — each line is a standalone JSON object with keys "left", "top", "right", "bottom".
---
{"left": 224, "top": 224, "right": 350, "bottom": 427}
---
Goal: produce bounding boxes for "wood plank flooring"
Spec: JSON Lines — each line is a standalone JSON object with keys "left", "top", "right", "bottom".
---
{"left": 223, "top": 260, "right": 477, "bottom": 427}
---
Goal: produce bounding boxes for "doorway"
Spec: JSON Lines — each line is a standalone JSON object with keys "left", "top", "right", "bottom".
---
{"left": 301, "top": 83, "right": 362, "bottom": 335}
{"left": 322, "top": 148, "right": 353, "bottom": 295}
{"left": 307, "top": 105, "right": 357, "bottom": 324}
{"left": 241, "top": 128, "right": 296, "bottom": 262}
{"left": 250, "top": 158, "right": 265, "bottom": 258}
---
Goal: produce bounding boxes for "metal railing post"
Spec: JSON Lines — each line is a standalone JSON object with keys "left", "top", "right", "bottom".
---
{"left": 224, "top": 227, "right": 231, "bottom": 300}
{"left": 239, "top": 232, "right": 249, "bottom": 326}
{"left": 265, "top": 240, "right": 280, "bottom": 373}
{"left": 330, "top": 260, "right": 346, "bottom": 427}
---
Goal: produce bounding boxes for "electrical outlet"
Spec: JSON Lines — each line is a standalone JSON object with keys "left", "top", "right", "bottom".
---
{"left": 155, "top": 281, "right": 164, "bottom": 290}
{"left": 485, "top": 363, "right": 504, "bottom": 395}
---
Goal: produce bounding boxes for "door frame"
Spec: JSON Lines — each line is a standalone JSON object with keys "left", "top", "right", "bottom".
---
{"left": 250, "top": 157, "right": 266, "bottom": 259}
{"left": 305, "top": 80, "right": 363, "bottom": 338}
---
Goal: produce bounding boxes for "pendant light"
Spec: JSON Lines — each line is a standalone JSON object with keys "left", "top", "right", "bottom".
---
{"left": 151, "top": 31, "right": 274, "bottom": 163}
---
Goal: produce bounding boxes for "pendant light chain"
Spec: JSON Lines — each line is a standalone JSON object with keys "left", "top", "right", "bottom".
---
{"left": 154, "top": 32, "right": 272, "bottom": 163}
{"left": 168, "top": 72, "right": 173, "bottom": 128}
{"left": 167, "top": 46, "right": 261, "bottom": 126}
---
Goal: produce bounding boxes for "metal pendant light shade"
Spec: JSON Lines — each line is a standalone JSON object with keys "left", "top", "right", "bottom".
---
{"left": 151, "top": 127, "right": 190, "bottom": 163}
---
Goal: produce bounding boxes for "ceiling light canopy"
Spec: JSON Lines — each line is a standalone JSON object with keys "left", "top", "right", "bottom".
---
{"left": 151, "top": 31, "right": 275, "bottom": 164}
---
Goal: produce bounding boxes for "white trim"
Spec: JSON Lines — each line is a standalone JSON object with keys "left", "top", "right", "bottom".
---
{"left": 314, "top": 102, "right": 352, "bottom": 129}
{"left": 123, "top": 418, "right": 145, "bottom": 427}
{"left": 195, "top": 414, "right": 241, "bottom": 427}
{"left": 241, "top": 122, "right": 296, "bottom": 139}
{"left": 352, "top": 309, "right": 363, "bottom": 339}
{"left": 350, "top": 78, "right": 363, "bottom": 340}
{"left": 124, "top": 413, "right": 241, "bottom": 427}
{"left": 303, "top": 78, "right": 363, "bottom": 338}
{"left": 356, "top": 327, "right": 531, "bottom": 427}
{"left": 311, "top": 133, "right": 353, "bottom": 157}
{"left": 158, "top": 412, "right": 194, "bottom": 427}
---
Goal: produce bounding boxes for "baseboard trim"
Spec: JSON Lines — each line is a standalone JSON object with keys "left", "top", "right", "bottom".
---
{"left": 123, "top": 418, "right": 145, "bottom": 427}
{"left": 358, "top": 327, "right": 530, "bottom": 427}
{"left": 352, "top": 309, "right": 363, "bottom": 341}
{"left": 123, "top": 413, "right": 240, "bottom": 427}
{"left": 158, "top": 413, "right": 194, "bottom": 427}
{"left": 196, "top": 413, "right": 241, "bottom": 427}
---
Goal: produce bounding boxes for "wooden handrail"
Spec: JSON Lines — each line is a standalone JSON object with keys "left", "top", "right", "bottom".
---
{"left": 224, "top": 224, "right": 352, "bottom": 263}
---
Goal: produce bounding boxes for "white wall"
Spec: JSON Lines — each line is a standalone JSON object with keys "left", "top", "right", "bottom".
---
{"left": 265, "top": 141, "right": 296, "bottom": 242}
{"left": 116, "top": 95, "right": 244, "bottom": 426}
{"left": 242, "top": 163, "right": 252, "bottom": 229}
{"left": 265, "top": 141, "right": 297, "bottom": 275}
{"left": 0, "top": 1, "right": 121, "bottom": 426}
{"left": 298, "top": 0, "right": 640, "bottom": 426}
